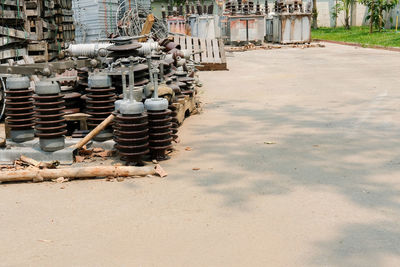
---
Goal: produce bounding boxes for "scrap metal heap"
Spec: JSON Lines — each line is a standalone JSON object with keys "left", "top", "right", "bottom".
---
{"left": 0, "top": 35, "right": 200, "bottom": 165}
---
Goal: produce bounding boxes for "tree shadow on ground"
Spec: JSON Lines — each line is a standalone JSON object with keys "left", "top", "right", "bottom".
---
{"left": 165, "top": 98, "right": 400, "bottom": 265}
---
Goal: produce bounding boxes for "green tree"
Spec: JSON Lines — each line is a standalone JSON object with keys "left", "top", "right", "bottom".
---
{"left": 359, "top": 0, "right": 399, "bottom": 32}
{"left": 331, "top": 0, "right": 356, "bottom": 29}
{"left": 312, "top": 0, "right": 318, "bottom": 29}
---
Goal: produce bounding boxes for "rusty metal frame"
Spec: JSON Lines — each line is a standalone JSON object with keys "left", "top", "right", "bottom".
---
{"left": 0, "top": 59, "right": 93, "bottom": 77}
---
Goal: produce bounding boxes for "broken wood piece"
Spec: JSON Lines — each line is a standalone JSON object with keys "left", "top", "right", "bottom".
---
{"left": 19, "top": 155, "right": 59, "bottom": 169}
{"left": 72, "top": 114, "right": 115, "bottom": 150}
{"left": 20, "top": 155, "right": 40, "bottom": 167}
{"left": 0, "top": 165, "right": 166, "bottom": 183}
{"left": 139, "top": 14, "right": 155, "bottom": 42}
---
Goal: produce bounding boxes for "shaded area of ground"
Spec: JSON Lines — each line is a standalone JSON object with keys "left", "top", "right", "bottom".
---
{"left": 1, "top": 43, "right": 400, "bottom": 266}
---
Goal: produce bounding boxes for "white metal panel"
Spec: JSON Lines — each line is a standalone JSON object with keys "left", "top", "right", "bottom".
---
{"left": 302, "top": 16, "right": 311, "bottom": 42}
{"left": 281, "top": 17, "right": 291, "bottom": 43}
{"left": 293, "top": 17, "right": 302, "bottom": 42}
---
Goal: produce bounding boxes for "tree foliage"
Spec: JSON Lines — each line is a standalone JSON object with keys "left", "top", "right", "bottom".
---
{"left": 331, "top": 0, "right": 356, "bottom": 29}
{"left": 359, "top": 0, "right": 399, "bottom": 32}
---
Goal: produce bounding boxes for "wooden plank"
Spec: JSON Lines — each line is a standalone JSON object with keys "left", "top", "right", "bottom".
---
{"left": 27, "top": 41, "right": 47, "bottom": 51}
{"left": 199, "top": 38, "right": 207, "bottom": 63}
{"left": 218, "top": 38, "right": 227, "bottom": 64}
{"left": 186, "top": 35, "right": 192, "bottom": 51}
{"left": 179, "top": 36, "right": 186, "bottom": 50}
{"left": 0, "top": 26, "right": 37, "bottom": 40}
{"left": 206, "top": 38, "right": 213, "bottom": 63}
{"left": 173, "top": 35, "right": 179, "bottom": 45}
{"left": 212, "top": 38, "right": 221, "bottom": 64}
{"left": 197, "top": 63, "right": 228, "bottom": 71}
{"left": 0, "top": 36, "right": 22, "bottom": 46}
{"left": 193, "top": 37, "right": 200, "bottom": 62}
{"left": 1, "top": 0, "right": 24, "bottom": 6}
{"left": 0, "top": 48, "right": 27, "bottom": 60}
{"left": 0, "top": 10, "right": 27, "bottom": 20}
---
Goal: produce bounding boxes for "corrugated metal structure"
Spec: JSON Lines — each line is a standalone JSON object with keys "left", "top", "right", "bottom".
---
{"left": 73, "top": 0, "right": 119, "bottom": 43}
{"left": 188, "top": 15, "right": 221, "bottom": 39}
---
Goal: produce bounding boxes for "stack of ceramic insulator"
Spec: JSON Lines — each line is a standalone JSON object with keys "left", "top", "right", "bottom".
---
{"left": 5, "top": 76, "right": 35, "bottom": 142}
{"left": 175, "top": 71, "right": 196, "bottom": 96}
{"left": 76, "top": 68, "right": 89, "bottom": 92}
{"left": 168, "top": 104, "right": 179, "bottom": 141}
{"left": 147, "top": 109, "right": 173, "bottom": 160}
{"left": 166, "top": 76, "right": 182, "bottom": 97}
{"left": 61, "top": 84, "right": 82, "bottom": 114}
{"left": 86, "top": 75, "right": 116, "bottom": 141}
{"left": 34, "top": 81, "right": 67, "bottom": 152}
{"left": 161, "top": 58, "right": 176, "bottom": 78}
{"left": 114, "top": 111, "right": 149, "bottom": 165}
{"left": 112, "top": 59, "right": 150, "bottom": 96}
{"left": 145, "top": 69, "right": 173, "bottom": 161}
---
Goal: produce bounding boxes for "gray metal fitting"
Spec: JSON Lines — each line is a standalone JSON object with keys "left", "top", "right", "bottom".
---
{"left": 6, "top": 76, "right": 30, "bottom": 90}
{"left": 144, "top": 98, "right": 169, "bottom": 111}
{"left": 35, "top": 80, "right": 60, "bottom": 95}
{"left": 40, "top": 137, "right": 65, "bottom": 152}
{"left": 88, "top": 74, "right": 111, "bottom": 88}
{"left": 120, "top": 100, "right": 145, "bottom": 115}
{"left": 11, "top": 129, "right": 35, "bottom": 143}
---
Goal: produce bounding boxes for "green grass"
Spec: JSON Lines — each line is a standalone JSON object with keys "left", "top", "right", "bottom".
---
{"left": 312, "top": 26, "right": 400, "bottom": 48}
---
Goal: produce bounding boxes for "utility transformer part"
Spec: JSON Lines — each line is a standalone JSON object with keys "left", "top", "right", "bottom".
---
{"left": 61, "top": 84, "right": 82, "bottom": 114}
{"left": 86, "top": 74, "right": 116, "bottom": 141}
{"left": 34, "top": 81, "right": 67, "bottom": 152}
{"left": 5, "top": 76, "right": 36, "bottom": 143}
{"left": 222, "top": 0, "right": 266, "bottom": 45}
{"left": 146, "top": 108, "right": 173, "bottom": 160}
{"left": 266, "top": 0, "right": 311, "bottom": 44}
{"left": 188, "top": 14, "right": 221, "bottom": 39}
{"left": 168, "top": 104, "right": 179, "bottom": 141}
{"left": 167, "top": 16, "right": 187, "bottom": 35}
{"left": 114, "top": 101, "right": 150, "bottom": 166}
{"left": 144, "top": 70, "right": 173, "bottom": 161}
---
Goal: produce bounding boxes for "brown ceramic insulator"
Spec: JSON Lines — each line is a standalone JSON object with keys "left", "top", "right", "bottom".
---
{"left": 61, "top": 84, "right": 82, "bottom": 114}
{"left": 33, "top": 94, "right": 67, "bottom": 138}
{"left": 168, "top": 105, "right": 179, "bottom": 141}
{"left": 147, "top": 109, "right": 173, "bottom": 160}
{"left": 85, "top": 87, "right": 116, "bottom": 129}
{"left": 76, "top": 68, "right": 89, "bottom": 91}
{"left": 5, "top": 88, "right": 35, "bottom": 130}
{"left": 114, "top": 113, "right": 149, "bottom": 165}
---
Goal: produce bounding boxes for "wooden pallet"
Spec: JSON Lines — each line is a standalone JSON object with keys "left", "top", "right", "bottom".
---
{"left": 172, "top": 35, "right": 228, "bottom": 71}
{"left": 27, "top": 18, "right": 57, "bottom": 40}
{"left": 27, "top": 41, "right": 58, "bottom": 62}
{"left": 0, "top": 47, "right": 27, "bottom": 64}
{"left": 0, "top": 0, "right": 27, "bottom": 21}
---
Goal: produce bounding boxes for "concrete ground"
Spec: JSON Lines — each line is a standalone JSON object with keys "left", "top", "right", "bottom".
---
{"left": 1, "top": 43, "right": 400, "bottom": 266}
